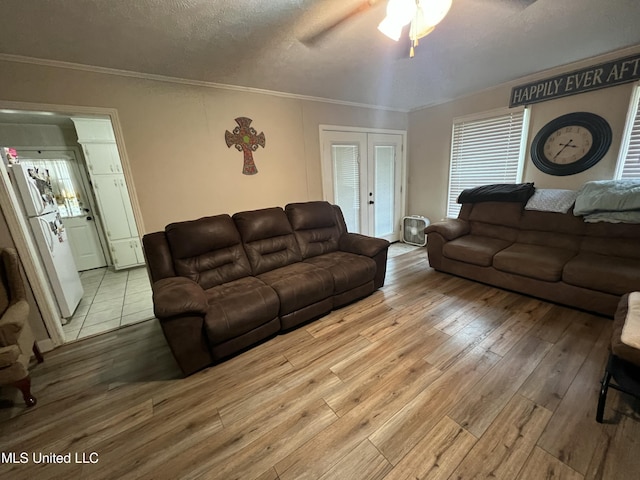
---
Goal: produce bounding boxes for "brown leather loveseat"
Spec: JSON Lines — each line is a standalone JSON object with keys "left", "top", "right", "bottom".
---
{"left": 425, "top": 201, "right": 640, "bottom": 317}
{"left": 143, "top": 201, "right": 389, "bottom": 375}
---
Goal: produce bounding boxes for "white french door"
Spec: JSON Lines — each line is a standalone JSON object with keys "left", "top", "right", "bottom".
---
{"left": 321, "top": 128, "right": 405, "bottom": 242}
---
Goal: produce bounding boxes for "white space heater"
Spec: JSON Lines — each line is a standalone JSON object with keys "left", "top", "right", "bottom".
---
{"left": 402, "top": 215, "right": 430, "bottom": 246}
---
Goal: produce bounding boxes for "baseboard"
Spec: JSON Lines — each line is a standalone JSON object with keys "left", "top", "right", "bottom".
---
{"left": 36, "top": 338, "right": 55, "bottom": 353}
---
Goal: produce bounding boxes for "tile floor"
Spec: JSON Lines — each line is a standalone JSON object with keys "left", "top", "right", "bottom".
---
{"left": 62, "top": 266, "right": 154, "bottom": 342}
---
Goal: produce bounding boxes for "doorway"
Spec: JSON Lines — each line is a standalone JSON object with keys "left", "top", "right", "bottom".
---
{"left": 16, "top": 148, "right": 108, "bottom": 271}
{"left": 320, "top": 127, "right": 406, "bottom": 242}
{"left": 0, "top": 104, "right": 148, "bottom": 349}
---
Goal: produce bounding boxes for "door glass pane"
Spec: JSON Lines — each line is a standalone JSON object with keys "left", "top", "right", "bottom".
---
{"left": 374, "top": 145, "right": 395, "bottom": 236}
{"left": 332, "top": 145, "right": 360, "bottom": 233}
{"left": 22, "top": 159, "right": 84, "bottom": 218}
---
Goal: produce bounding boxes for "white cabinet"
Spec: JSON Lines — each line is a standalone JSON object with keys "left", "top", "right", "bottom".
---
{"left": 110, "top": 238, "right": 145, "bottom": 270}
{"left": 71, "top": 116, "right": 144, "bottom": 270}
{"left": 72, "top": 118, "right": 116, "bottom": 142}
{"left": 82, "top": 143, "right": 123, "bottom": 175}
{"left": 91, "top": 175, "right": 138, "bottom": 241}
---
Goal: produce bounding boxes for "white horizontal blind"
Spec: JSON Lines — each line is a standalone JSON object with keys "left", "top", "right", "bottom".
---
{"left": 616, "top": 85, "right": 640, "bottom": 179}
{"left": 333, "top": 145, "right": 360, "bottom": 233}
{"left": 374, "top": 145, "right": 395, "bottom": 237}
{"left": 447, "top": 108, "right": 528, "bottom": 218}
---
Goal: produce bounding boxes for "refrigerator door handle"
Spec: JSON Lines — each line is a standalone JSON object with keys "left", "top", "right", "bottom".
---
{"left": 38, "top": 217, "right": 54, "bottom": 253}
{"left": 28, "top": 179, "right": 45, "bottom": 216}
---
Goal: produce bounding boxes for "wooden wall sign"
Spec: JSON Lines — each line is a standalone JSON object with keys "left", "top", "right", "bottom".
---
{"left": 510, "top": 53, "right": 640, "bottom": 107}
{"left": 225, "top": 117, "right": 266, "bottom": 175}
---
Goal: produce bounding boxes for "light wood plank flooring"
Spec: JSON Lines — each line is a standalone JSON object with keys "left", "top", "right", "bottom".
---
{"left": 1, "top": 245, "right": 639, "bottom": 479}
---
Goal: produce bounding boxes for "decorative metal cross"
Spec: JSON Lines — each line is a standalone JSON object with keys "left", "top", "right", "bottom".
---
{"left": 225, "top": 117, "right": 266, "bottom": 175}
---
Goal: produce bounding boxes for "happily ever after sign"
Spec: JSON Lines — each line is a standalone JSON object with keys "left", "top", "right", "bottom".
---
{"left": 510, "top": 53, "right": 640, "bottom": 107}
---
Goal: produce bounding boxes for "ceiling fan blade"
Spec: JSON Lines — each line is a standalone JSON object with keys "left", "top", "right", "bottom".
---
{"left": 301, "top": 0, "right": 381, "bottom": 46}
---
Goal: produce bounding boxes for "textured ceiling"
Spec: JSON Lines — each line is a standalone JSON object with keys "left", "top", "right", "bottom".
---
{"left": 0, "top": 0, "right": 639, "bottom": 111}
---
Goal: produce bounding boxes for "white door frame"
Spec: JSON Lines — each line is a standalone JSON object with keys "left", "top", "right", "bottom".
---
{"left": 319, "top": 125, "right": 407, "bottom": 239}
{"left": 0, "top": 100, "right": 145, "bottom": 348}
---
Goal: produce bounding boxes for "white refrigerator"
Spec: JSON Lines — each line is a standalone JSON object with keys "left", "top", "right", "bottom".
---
{"left": 8, "top": 161, "right": 84, "bottom": 318}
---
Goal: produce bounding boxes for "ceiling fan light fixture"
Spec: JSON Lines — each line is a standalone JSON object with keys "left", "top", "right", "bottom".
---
{"left": 378, "top": 0, "right": 417, "bottom": 40}
{"left": 411, "top": 0, "right": 452, "bottom": 40}
{"left": 378, "top": 16, "right": 404, "bottom": 41}
{"left": 377, "top": 0, "right": 453, "bottom": 56}
{"left": 386, "top": 0, "right": 418, "bottom": 24}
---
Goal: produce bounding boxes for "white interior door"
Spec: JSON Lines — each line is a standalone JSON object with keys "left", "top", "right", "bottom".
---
{"left": 18, "top": 149, "right": 107, "bottom": 271}
{"left": 321, "top": 129, "right": 405, "bottom": 241}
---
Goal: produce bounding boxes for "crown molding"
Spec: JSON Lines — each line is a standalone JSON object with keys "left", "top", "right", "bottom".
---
{"left": 0, "top": 53, "right": 409, "bottom": 113}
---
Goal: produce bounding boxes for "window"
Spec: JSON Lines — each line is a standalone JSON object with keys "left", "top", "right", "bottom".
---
{"left": 447, "top": 107, "right": 529, "bottom": 217}
{"left": 615, "top": 83, "right": 640, "bottom": 179}
{"left": 26, "top": 159, "right": 83, "bottom": 217}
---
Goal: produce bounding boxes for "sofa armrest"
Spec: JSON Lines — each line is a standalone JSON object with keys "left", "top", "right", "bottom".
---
{"left": 425, "top": 219, "right": 470, "bottom": 241}
{"left": 339, "top": 233, "right": 390, "bottom": 258}
{"left": 0, "top": 300, "right": 29, "bottom": 346}
{"left": 152, "top": 277, "right": 208, "bottom": 319}
{"left": 0, "top": 344, "right": 20, "bottom": 368}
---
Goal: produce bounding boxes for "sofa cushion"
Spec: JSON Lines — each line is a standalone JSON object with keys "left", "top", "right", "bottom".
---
{"left": 516, "top": 230, "right": 582, "bottom": 251}
{"left": 304, "top": 251, "right": 376, "bottom": 294}
{"left": 285, "top": 201, "right": 342, "bottom": 259}
{"left": 612, "top": 293, "right": 640, "bottom": 365}
{"left": 258, "top": 262, "right": 333, "bottom": 315}
{"left": 493, "top": 244, "right": 577, "bottom": 282}
{"left": 563, "top": 254, "right": 640, "bottom": 295}
{"left": 580, "top": 237, "right": 640, "bottom": 260}
{"left": 204, "top": 276, "right": 279, "bottom": 345}
{"left": 520, "top": 209, "right": 586, "bottom": 235}
{"left": 469, "top": 223, "right": 519, "bottom": 242}
{"left": 165, "top": 215, "right": 252, "bottom": 289}
{"left": 468, "top": 202, "right": 524, "bottom": 227}
{"left": 443, "top": 235, "right": 512, "bottom": 267}
{"left": 584, "top": 221, "right": 640, "bottom": 239}
{"left": 233, "top": 207, "right": 302, "bottom": 275}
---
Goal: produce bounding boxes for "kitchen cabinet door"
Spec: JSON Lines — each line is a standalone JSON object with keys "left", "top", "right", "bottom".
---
{"left": 110, "top": 238, "right": 144, "bottom": 269}
{"left": 82, "top": 143, "right": 123, "bottom": 175}
{"left": 92, "top": 174, "right": 138, "bottom": 241}
{"left": 72, "top": 118, "right": 116, "bottom": 142}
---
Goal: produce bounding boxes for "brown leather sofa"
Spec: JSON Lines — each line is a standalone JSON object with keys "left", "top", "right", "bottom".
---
{"left": 143, "top": 201, "right": 389, "bottom": 375}
{"left": 425, "top": 201, "right": 640, "bottom": 317}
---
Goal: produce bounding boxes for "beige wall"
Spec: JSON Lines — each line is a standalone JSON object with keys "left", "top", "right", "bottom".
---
{"left": 0, "top": 60, "right": 405, "bottom": 343}
{"left": 0, "top": 60, "right": 407, "bottom": 234}
{"left": 408, "top": 46, "right": 640, "bottom": 222}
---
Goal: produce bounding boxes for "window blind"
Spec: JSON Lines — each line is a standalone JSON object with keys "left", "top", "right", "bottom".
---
{"left": 616, "top": 85, "right": 640, "bottom": 179}
{"left": 374, "top": 145, "right": 394, "bottom": 237}
{"left": 332, "top": 145, "right": 360, "bottom": 232}
{"left": 447, "top": 108, "right": 528, "bottom": 218}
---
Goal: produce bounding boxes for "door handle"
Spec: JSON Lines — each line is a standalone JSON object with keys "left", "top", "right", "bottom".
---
{"left": 369, "top": 201, "right": 374, "bottom": 205}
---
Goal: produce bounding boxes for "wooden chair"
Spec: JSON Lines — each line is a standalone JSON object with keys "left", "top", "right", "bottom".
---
{"left": 0, "top": 247, "right": 43, "bottom": 407}
{"left": 596, "top": 292, "right": 640, "bottom": 423}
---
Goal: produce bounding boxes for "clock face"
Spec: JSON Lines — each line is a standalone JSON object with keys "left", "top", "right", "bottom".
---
{"left": 530, "top": 112, "right": 612, "bottom": 176}
{"left": 542, "top": 125, "right": 593, "bottom": 165}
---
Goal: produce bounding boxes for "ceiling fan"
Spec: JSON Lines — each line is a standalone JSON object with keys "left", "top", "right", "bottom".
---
{"left": 300, "top": 0, "right": 383, "bottom": 46}
{"left": 301, "top": 0, "right": 537, "bottom": 56}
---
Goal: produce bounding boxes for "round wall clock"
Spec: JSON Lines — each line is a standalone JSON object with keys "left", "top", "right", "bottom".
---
{"left": 530, "top": 112, "right": 612, "bottom": 176}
